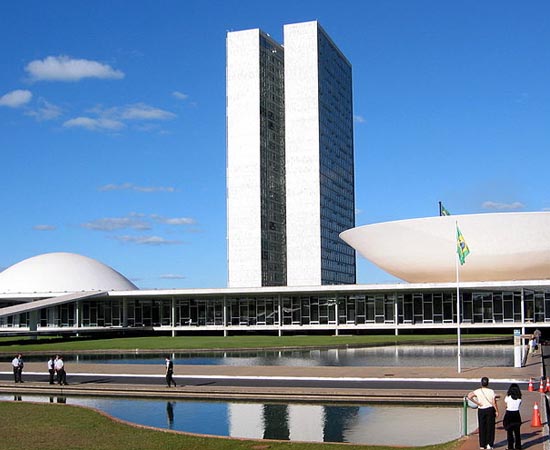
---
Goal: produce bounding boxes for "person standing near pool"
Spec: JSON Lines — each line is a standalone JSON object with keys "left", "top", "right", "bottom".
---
{"left": 503, "top": 383, "right": 522, "bottom": 450}
{"left": 11, "top": 353, "right": 23, "bottom": 383}
{"left": 55, "top": 355, "right": 67, "bottom": 385}
{"left": 47, "top": 356, "right": 55, "bottom": 384}
{"left": 468, "top": 377, "right": 499, "bottom": 450}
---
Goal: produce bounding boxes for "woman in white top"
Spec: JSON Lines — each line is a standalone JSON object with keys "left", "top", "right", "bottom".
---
{"left": 503, "top": 383, "right": 522, "bottom": 450}
{"left": 468, "top": 377, "right": 499, "bottom": 450}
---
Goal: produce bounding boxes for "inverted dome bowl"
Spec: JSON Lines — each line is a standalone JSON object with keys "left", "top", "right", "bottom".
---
{"left": 340, "top": 212, "right": 550, "bottom": 283}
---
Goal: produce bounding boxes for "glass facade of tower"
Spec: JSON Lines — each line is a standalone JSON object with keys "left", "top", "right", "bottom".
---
{"left": 317, "top": 28, "right": 356, "bottom": 284}
{"left": 259, "top": 34, "right": 286, "bottom": 286}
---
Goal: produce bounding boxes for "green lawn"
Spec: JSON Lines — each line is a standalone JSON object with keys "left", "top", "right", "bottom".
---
{"left": 0, "top": 333, "right": 509, "bottom": 353}
{"left": 0, "top": 401, "right": 463, "bottom": 450}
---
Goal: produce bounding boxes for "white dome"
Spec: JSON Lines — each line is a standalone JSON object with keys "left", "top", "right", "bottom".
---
{"left": 0, "top": 252, "right": 137, "bottom": 294}
{"left": 340, "top": 212, "right": 550, "bottom": 283}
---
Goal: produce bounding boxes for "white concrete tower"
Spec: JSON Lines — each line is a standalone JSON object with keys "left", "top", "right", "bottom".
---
{"left": 226, "top": 29, "right": 286, "bottom": 287}
{"left": 227, "top": 21, "right": 355, "bottom": 288}
{"left": 284, "top": 21, "right": 356, "bottom": 286}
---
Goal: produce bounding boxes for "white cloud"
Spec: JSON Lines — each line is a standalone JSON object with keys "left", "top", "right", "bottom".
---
{"left": 32, "top": 224, "right": 56, "bottom": 231}
{"left": 76, "top": 103, "right": 176, "bottom": 132}
{"left": 119, "top": 103, "right": 176, "bottom": 121}
{"left": 354, "top": 115, "right": 366, "bottom": 124}
{"left": 25, "top": 55, "right": 124, "bottom": 82}
{"left": 482, "top": 201, "right": 525, "bottom": 211}
{"left": 151, "top": 214, "right": 196, "bottom": 225}
{"left": 0, "top": 89, "right": 32, "bottom": 108}
{"left": 160, "top": 274, "right": 186, "bottom": 280}
{"left": 81, "top": 217, "right": 151, "bottom": 231}
{"left": 172, "top": 91, "right": 189, "bottom": 101}
{"left": 113, "top": 235, "right": 183, "bottom": 245}
{"left": 25, "top": 98, "right": 62, "bottom": 121}
{"left": 82, "top": 213, "right": 197, "bottom": 237}
{"left": 63, "top": 117, "right": 125, "bottom": 131}
{"left": 99, "top": 183, "right": 176, "bottom": 193}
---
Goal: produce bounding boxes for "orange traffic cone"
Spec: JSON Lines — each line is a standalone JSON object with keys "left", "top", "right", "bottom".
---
{"left": 531, "top": 402, "right": 542, "bottom": 427}
{"left": 539, "top": 378, "right": 545, "bottom": 393}
{"left": 528, "top": 378, "right": 534, "bottom": 392}
{"left": 546, "top": 377, "right": 550, "bottom": 393}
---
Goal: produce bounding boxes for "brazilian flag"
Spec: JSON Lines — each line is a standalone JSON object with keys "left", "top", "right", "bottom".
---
{"left": 456, "top": 225, "right": 470, "bottom": 265}
{"left": 440, "top": 204, "right": 451, "bottom": 216}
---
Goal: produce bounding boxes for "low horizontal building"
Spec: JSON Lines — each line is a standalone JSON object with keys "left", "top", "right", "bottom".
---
{"left": 0, "top": 213, "right": 550, "bottom": 335}
{"left": 0, "top": 249, "right": 549, "bottom": 336}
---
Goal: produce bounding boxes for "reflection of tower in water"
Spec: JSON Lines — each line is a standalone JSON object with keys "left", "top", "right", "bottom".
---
{"left": 229, "top": 403, "right": 264, "bottom": 438}
{"left": 228, "top": 402, "right": 360, "bottom": 442}
{"left": 263, "top": 404, "right": 289, "bottom": 440}
{"left": 323, "top": 405, "right": 361, "bottom": 442}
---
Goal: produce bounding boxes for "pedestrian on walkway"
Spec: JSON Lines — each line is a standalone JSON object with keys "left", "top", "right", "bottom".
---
{"left": 55, "top": 355, "right": 67, "bottom": 385}
{"left": 533, "top": 329, "right": 542, "bottom": 345}
{"left": 468, "top": 377, "right": 499, "bottom": 450}
{"left": 11, "top": 353, "right": 23, "bottom": 383}
{"left": 47, "top": 356, "right": 55, "bottom": 384}
{"left": 503, "top": 383, "right": 522, "bottom": 450}
{"left": 165, "top": 357, "right": 176, "bottom": 387}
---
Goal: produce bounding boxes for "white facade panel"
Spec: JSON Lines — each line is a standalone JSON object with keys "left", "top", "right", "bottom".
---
{"left": 284, "top": 21, "right": 322, "bottom": 286}
{"left": 226, "top": 30, "right": 262, "bottom": 287}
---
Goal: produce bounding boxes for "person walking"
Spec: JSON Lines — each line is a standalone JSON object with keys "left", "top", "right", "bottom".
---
{"left": 55, "top": 355, "right": 67, "bottom": 385}
{"left": 503, "top": 383, "right": 522, "bottom": 450}
{"left": 533, "top": 329, "right": 542, "bottom": 345}
{"left": 468, "top": 377, "right": 499, "bottom": 450}
{"left": 47, "top": 356, "right": 55, "bottom": 384}
{"left": 11, "top": 354, "right": 23, "bottom": 383}
{"left": 165, "top": 357, "right": 176, "bottom": 387}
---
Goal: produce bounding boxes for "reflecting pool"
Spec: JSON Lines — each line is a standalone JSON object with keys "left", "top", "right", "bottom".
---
{"left": 0, "top": 394, "right": 478, "bottom": 445}
{"left": 28, "top": 344, "right": 513, "bottom": 368}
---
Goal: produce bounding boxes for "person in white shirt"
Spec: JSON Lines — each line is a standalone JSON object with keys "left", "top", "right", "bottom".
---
{"left": 47, "top": 356, "right": 55, "bottom": 385}
{"left": 468, "top": 377, "right": 499, "bottom": 450}
{"left": 503, "top": 383, "right": 522, "bottom": 450}
{"left": 54, "top": 355, "right": 67, "bottom": 385}
{"left": 11, "top": 354, "right": 23, "bottom": 383}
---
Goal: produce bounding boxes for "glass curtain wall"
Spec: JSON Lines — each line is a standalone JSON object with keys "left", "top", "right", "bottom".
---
{"left": 4, "top": 289, "right": 550, "bottom": 329}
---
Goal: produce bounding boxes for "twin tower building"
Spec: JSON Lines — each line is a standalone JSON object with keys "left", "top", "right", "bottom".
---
{"left": 227, "top": 21, "right": 356, "bottom": 288}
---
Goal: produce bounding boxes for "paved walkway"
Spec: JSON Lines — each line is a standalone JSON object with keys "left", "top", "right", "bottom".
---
{"left": 457, "top": 352, "right": 548, "bottom": 450}
{"left": 0, "top": 349, "right": 548, "bottom": 449}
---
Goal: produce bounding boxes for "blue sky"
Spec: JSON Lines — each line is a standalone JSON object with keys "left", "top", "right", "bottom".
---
{"left": 1, "top": 1, "right": 549, "bottom": 288}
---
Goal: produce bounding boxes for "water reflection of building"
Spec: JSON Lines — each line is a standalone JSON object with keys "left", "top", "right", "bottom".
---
{"left": 323, "top": 405, "right": 360, "bottom": 442}
{"left": 227, "top": 402, "right": 472, "bottom": 445}
{"left": 228, "top": 403, "right": 339, "bottom": 443}
{"left": 228, "top": 403, "right": 264, "bottom": 439}
{"left": 343, "top": 406, "right": 471, "bottom": 446}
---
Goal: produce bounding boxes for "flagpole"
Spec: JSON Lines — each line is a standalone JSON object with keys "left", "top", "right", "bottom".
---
{"left": 456, "top": 220, "right": 462, "bottom": 374}
{"left": 455, "top": 220, "right": 469, "bottom": 374}
{"left": 456, "top": 248, "right": 462, "bottom": 373}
